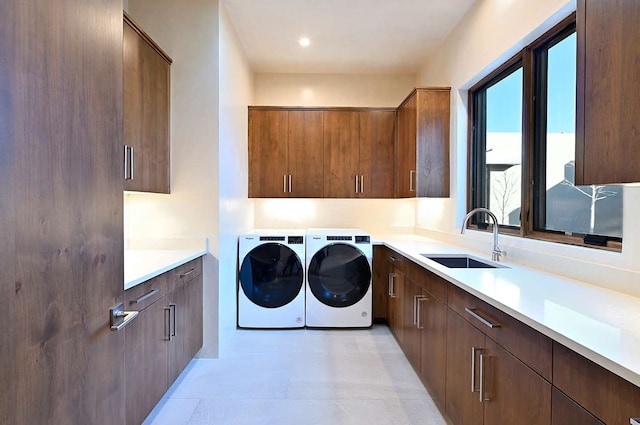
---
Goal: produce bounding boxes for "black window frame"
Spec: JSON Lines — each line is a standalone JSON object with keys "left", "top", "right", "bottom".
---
{"left": 467, "top": 12, "right": 623, "bottom": 251}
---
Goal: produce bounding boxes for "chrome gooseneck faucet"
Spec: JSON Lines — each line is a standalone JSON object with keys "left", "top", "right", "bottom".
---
{"left": 461, "top": 207, "right": 503, "bottom": 261}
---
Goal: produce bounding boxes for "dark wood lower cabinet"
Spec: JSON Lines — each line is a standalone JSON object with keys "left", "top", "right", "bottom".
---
{"left": 445, "top": 309, "right": 485, "bottom": 425}
{"left": 551, "top": 387, "right": 604, "bottom": 425}
{"left": 419, "top": 291, "right": 447, "bottom": 409}
{"left": 386, "top": 266, "right": 404, "bottom": 344}
{"left": 125, "top": 302, "right": 169, "bottom": 425}
{"left": 402, "top": 278, "right": 422, "bottom": 368}
{"left": 483, "top": 337, "right": 551, "bottom": 425}
{"left": 372, "top": 246, "right": 389, "bottom": 321}
{"left": 125, "top": 258, "right": 203, "bottom": 425}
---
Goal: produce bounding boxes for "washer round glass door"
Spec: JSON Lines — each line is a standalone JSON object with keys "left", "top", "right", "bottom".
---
{"left": 307, "top": 243, "right": 371, "bottom": 308}
{"left": 239, "top": 243, "right": 303, "bottom": 308}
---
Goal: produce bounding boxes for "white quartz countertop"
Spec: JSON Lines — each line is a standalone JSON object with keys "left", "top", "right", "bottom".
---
{"left": 377, "top": 234, "right": 640, "bottom": 388}
{"left": 124, "top": 248, "right": 206, "bottom": 290}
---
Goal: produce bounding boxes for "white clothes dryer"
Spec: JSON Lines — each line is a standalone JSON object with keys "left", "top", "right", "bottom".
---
{"left": 238, "top": 230, "right": 305, "bottom": 328}
{"left": 305, "top": 229, "right": 372, "bottom": 328}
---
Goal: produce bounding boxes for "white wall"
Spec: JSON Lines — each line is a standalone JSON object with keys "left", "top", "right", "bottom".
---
{"left": 252, "top": 72, "right": 418, "bottom": 236}
{"left": 218, "top": 4, "right": 255, "bottom": 354}
{"left": 125, "top": 0, "right": 221, "bottom": 356}
{"left": 415, "top": 0, "right": 640, "bottom": 297}
{"left": 254, "top": 73, "right": 416, "bottom": 107}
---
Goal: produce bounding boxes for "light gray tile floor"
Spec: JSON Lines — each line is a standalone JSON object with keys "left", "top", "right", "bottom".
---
{"left": 143, "top": 326, "right": 447, "bottom": 425}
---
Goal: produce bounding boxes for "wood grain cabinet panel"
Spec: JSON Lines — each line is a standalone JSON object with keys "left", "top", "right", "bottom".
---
{"left": 553, "top": 342, "right": 640, "bottom": 424}
{"left": 372, "top": 245, "right": 389, "bottom": 321}
{"left": 551, "top": 387, "right": 604, "bottom": 425}
{"left": 358, "top": 110, "right": 395, "bottom": 198}
{"left": 576, "top": 0, "right": 640, "bottom": 185}
{"left": 323, "top": 110, "right": 361, "bottom": 197}
{"left": 288, "top": 111, "right": 324, "bottom": 197}
{"left": 248, "top": 109, "right": 289, "bottom": 197}
{"left": 419, "top": 288, "right": 447, "bottom": 409}
{"left": 386, "top": 263, "right": 405, "bottom": 345}
{"left": 396, "top": 88, "right": 450, "bottom": 198}
{"left": 123, "top": 13, "right": 171, "bottom": 193}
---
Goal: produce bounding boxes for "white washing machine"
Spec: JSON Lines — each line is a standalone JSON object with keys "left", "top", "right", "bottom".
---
{"left": 305, "top": 228, "right": 372, "bottom": 328}
{"left": 238, "top": 230, "right": 306, "bottom": 328}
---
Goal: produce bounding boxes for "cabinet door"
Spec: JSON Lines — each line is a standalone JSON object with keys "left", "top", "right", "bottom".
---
{"left": 402, "top": 278, "right": 422, "bottom": 369}
{"left": 248, "top": 109, "right": 289, "bottom": 197}
{"left": 123, "top": 17, "right": 171, "bottom": 193}
{"left": 386, "top": 266, "right": 405, "bottom": 344}
{"left": 125, "top": 302, "right": 169, "bottom": 425}
{"left": 416, "top": 89, "right": 450, "bottom": 197}
{"left": 576, "top": 0, "right": 640, "bottom": 185}
{"left": 445, "top": 309, "right": 485, "bottom": 425}
{"left": 168, "top": 276, "right": 203, "bottom": 384}
{"left": 323, "top": 111, "right": 360, "bottom": 198}
{"left": 396, "top": 93, "right": 417, "bottom": 198}
{"left": 420, "top": 289, "right": 447, "bottom": 409}
{"left": 288, "top": 110, "right": 324, "bottom": 197}
{"left": 482, "top": 337, "right": 551, "bottom": 425}
{"left": 551, "top": 387, "right": 604, "bottom": 425}
{"left": 358, "top": 110, "right": 395, "bottom": 198}
{"left": 372, "top": 246, "right": 389, "bottom": 321}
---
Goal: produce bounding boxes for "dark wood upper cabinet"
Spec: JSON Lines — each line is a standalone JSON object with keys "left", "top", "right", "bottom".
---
{"left": 248, "top": 108, "right": 324, "bottom": 198}
{"left": 396, "top": 87, "right": 450, "bottom": 198}
{"left": 248, "top": 109, "right": 289, "bottom": 197}
{"left": 575, "top": 0, "right": 640, "bottom": 185}
{"left": 124, "top": 12, "right": 172, "bottom": 193}
{"left": 323, "top": 110, "right": 361, "bottom": 198}
{"left": 358, "top": 110, "right": 396, "bottom": 198}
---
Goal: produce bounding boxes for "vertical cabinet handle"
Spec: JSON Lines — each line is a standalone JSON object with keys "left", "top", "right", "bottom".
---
{"left": 283, "top": 175, "right": 287, "bottom": 193}
{"left": 360, "top": 175, "right": 364, "bottom": 194}
{"left": 288, "top": 175, "right": 292, "bottom": 193}
{"left": 170, "top": 303, "right": 177, "bottom": 338}
{"left": 479, "top": 353, "right": 491, "bottom": 402}
{"left": 124, "top": 145, "right": 134, "bottom": 180}
{"left": 409, "top": 170, "right": 416, "bottom": 192}
{"left": 355, "top": 175, "right": 359, "bottom": 193}
{"left": 417, "top": 297, "right": 427, "bottom": 329}
{"left": 388, "top": 273, "right": 397, "bottom": 297}
{"left": 471, "top": 346, "right": 482, "bottom": 393}
{"left": 164, "top": 306, "right": 171, "bottom": 341}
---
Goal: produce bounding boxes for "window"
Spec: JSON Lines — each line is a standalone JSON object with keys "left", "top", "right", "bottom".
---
{"left": 469, "top": 14, "right": 623, "bottom": 249}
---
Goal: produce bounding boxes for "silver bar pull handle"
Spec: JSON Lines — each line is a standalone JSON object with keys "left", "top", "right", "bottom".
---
{"left": 417, "top": 297, "right": 427, "bottom": 329}
{"left": 164, "top": 306, "right": 171, "bottom": 340}
{"left": 110, "top": 303, "right": 139, "bottom": 331}
{"left": 289, "top": 175, "right": 292, "bottom": 193}
{"left": 355, "top": 175, "right": 359, "bottom": 193}
{"left": 471, "top": 346, "right": 481, "bottom": 393}
{"left": 630, "top": 418, "right": 640, "bottom": 425}
{"left": 129, "top": 146, "right": 134, "bottom": 180}
{"left": 413, "top": 295, "right": 420, "bottom": 325}
{"left": 465, "top": 308, "right": 501, "bottom": 329}
{"left": 360, "top": 175, "right": 364, "bottom": 194}
{"left": 170, "top": 303, "right": 177, "bottom": 337}
{"left": 130, "top": 288, "right": 159, "bottom": 304}
{"left": 180, "top": 268, "right": 195, "bottom": 278}
{"left": 409, "top": 170, "right": 416, "bottom": 192}
{"left": 124, "top": 145, "right": 129, "bottom": 179}
{"left": 388, "top": 273, "right": 396, "bottom": 297}
{"left": 284, "top": 175, "right": 287, "bottom": 193}
{"left": 479, "top": 353, "right": 491, "bottom": 402}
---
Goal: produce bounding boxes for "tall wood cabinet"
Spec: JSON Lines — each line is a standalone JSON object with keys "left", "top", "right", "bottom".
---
{"left": 396, "top": 87, "right": 450, "bottom": 198}
{"left": 124, "top": 12, "right": 172, "bottom": 193}
{"left": 1, "top": 0, "right": 126, "bottom": 423}
{"left": 248, "top": 108, "right": 324, "bottom": 198}
{"left": 575, "top": 0, "right": 640, "bottom": 185}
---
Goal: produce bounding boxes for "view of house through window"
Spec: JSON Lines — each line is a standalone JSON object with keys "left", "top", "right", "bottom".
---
{"left": 470, "top": 17, "right": 623, "bottom": 246}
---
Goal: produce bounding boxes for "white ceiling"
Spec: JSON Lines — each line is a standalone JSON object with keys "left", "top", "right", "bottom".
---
{"left": 222, "top": 0, "right": 476, "bottom": 74}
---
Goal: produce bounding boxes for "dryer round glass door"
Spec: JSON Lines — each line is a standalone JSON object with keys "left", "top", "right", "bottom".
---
{"left": 307, "top": 243, "right": 372, "bottom": 308}
{"left": 239, "top": 243, "right": 304, "bottom": 308}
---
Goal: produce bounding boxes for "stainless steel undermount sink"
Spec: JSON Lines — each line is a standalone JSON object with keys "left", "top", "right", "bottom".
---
{"left": 421, "top": 254, "right": 507, "bottom": 269}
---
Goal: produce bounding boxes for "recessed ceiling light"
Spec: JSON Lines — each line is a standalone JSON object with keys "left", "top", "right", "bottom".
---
{"left": 299, "top": 37, "right": 310, "bottom": 47}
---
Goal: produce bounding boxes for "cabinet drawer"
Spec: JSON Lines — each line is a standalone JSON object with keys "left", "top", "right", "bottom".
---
{"left": 125, "top": 272, "right": 169, "bottom": 311}
{"left": 168, "top": 257, "right": 203, "bottom": 293}
{"left": 448, "top": 284, "right": 552, "bottom": 381}
{"left": 553, "top": 342, "right": 640, "bottom": 425}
